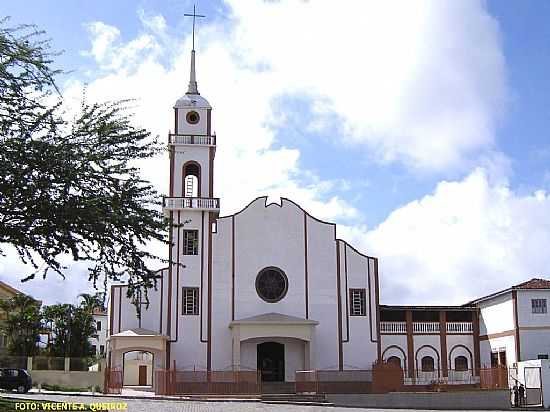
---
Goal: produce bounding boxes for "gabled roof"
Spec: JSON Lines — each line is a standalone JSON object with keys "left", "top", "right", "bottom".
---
{"left": 467, "top": 277, "right": 550, "bottom": 305}
{"left": 110, "top": 328, "right": 167, "bottom": 338}
{"left": 0, "top": 280, "right": 25, "bottom": 296}
{"left": 92, "top": 307, "right": 107, "bottom": 316}
{"left": 230, "top": 312, "right": 319, "bottom": 326}
{"left": 381, "top": 305, "right": 477, "bottom": 312}
{"left": 513, "top": 278, "right": 550, "bottom": 290}
{"left": 0, "top": 280, "right": 40, "bottom": 304}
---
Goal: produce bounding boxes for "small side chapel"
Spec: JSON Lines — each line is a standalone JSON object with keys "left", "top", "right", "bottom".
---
{"left": 107, "top": 44, "right": 381, "bottom": 384}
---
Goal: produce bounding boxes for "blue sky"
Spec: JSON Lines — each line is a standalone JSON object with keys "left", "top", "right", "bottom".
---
{"left": 2, "top": 0, "right": 550, "bottom": 305}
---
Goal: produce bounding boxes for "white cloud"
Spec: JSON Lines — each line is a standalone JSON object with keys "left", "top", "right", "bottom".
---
{"left": 224, "top": 0, "right": 507, "bottom": 172}
{"left": 342, "top": 168, "right": 550, "bottom": 305}
{"left": 2, "top": 1, "right": 522, "bottom": 305}
{"left": 81, "top": 22, "right": 120, "bottom": 63}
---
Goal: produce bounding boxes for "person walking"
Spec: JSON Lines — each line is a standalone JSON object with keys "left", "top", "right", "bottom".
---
{"left": 518, "top": 383, "right": 526, "bottom": 406}
{"left": 512, "top": 383, "right": 519, "bottom": 407}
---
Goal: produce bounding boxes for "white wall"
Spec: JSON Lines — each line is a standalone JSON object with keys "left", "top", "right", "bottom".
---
{"left": 517, "top": 290, "right": 550, "bottom": 327}
{"left": 520, "top": 330, "right": 550, "bottom": 361}
{"left": 110, "top": 268, "right": 168, "bottom": 338}
{"left": 89, "top": 314, "right": 107, "bottom": 356}
{"left": 479, "top": 293, "right": 514, "bottom": 335}
{"left": 123, "top": 354, "right": 153, "bottom": 386}
{"left": 480, "top": 335, "right": 516, "bottom": 367}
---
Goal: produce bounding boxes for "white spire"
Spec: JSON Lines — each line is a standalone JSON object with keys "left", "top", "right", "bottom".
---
{"left": 187, "top": 49, "right": 199, "bottom": 95}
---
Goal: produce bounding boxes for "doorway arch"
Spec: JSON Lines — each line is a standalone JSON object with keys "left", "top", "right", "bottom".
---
{"left": 123, "top": 351, "right": 154, "bottom": 387}
{"left": 257, "top": 342, "right": 285, "bottom": 382}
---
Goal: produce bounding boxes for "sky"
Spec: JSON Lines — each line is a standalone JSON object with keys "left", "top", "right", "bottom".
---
{"left": 1, "top": 0, "right": 550, "bottom": 306}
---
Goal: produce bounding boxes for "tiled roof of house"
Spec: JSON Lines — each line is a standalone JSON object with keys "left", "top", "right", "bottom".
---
{"left": 467, "top": 277, "right": 550, "bottom": 305}
{"left": 512, "top": 278, "right": 550, "bottom": 290}
{"left": 92, "top": 307, "right": 107, "bottom": 316}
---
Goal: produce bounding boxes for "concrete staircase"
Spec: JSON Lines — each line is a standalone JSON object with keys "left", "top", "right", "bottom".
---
{"left": 260, "top": 382, "right": 332, "bottom": 406}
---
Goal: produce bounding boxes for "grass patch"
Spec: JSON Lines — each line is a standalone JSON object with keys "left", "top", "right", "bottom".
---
{"left": 40, "top": 383, "right": 100, "bottom": 393}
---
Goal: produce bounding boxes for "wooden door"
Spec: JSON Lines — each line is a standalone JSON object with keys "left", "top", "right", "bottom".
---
{"left": 138, "top": 365, "right": 147, "bottom": 386}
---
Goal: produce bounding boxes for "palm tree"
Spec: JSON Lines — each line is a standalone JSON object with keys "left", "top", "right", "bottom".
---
{"left": 78, "top": 292, "right": 105, "bottom": 313}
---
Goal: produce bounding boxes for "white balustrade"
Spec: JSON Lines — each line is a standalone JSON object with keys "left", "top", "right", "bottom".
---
{"left": 380, "top": 321, "right": 407, "bottom": 333}
{"left": 163, "top": 197, "right": 220, "bottom": 212}
{"left": 169, "top": 134, "right": 216, "bottom": 146}
{"left": 412, "top": 322, "right": 440, "bottom": 333}
{"left": 378, "top": 321, "right": 473, "bottom": 335}
{"left": 446, "top": 322, "right": 473, "bottom": 333}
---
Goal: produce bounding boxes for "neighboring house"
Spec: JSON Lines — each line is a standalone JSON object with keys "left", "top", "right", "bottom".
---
{"left": 90, "top": 308, "right": 107, "bottom": 357}
{"left": 0, "top": 280, "right": 38, "bottom": 354}
{"left": 468, "top": 278, "right": 550, "bottom": 367}
{"left": 105, "top": 44, "right": 550, "bottom": 387}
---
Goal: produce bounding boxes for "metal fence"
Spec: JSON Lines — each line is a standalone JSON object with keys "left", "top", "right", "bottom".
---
{"left": 104, "top": 367, "right": 123, "bottom": 394}
{"left": 480, "top": 366, "right": 509, "bottom": 389}
{"left": 32, "top": 356, "right": 65, "bottom": 371}
{"left": 296, "top": 369, "right": 374, "bottom": 394}
{"left": 154, "top": 369, "right": 262, "bottom": 395}
{"left": 69, "top": 357, "right": 94, "bottom": 371}
{"left": 0, "top": 356, "right": 27, "bottom": 369}
{"left": 297, "top": 366, "right": 488, "bottom": 394}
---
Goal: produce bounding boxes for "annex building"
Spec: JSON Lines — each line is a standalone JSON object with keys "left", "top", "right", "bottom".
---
{"left": 106, "top": 47, "right": 550, "bottom": 390}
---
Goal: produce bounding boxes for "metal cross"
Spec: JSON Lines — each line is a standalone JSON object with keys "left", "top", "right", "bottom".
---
{"left": 184, "top": 4, "right": 205, "bottom": 50}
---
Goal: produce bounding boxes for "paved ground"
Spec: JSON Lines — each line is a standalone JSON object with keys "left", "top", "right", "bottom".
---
{"left": 0, "top": 392, "right": 513, "bottom": 412}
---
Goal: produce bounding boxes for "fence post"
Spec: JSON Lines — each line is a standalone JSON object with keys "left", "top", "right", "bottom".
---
{"left": 27, "top": 357, "right": 33, "bottom": 372}
{"left": 315, "top": 370, "right": 319, "bottom": 394}
{"left": 64, "top": 357, "right": 70, "bottom": 373}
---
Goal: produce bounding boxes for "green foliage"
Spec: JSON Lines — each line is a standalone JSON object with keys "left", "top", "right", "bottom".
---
{"left": 41, "top": 383, "right": 93, "bottom": 392}
{"left": 0, "top": 17, "right": 169, "bottom": 304}
{"left": 42, "top": 302, "right": 95, "bottom": 358}
{"left": 0, "top": 294, "right": 42, "bottom": 356}
{"left": 78, "top": 292, "right": 105, "bottom": 313}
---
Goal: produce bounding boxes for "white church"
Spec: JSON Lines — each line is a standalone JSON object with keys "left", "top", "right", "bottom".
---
{"left": 107, "top": 46, "right": 550, "bottom": 390}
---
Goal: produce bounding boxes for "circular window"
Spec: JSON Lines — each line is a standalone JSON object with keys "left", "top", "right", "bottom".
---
{"left": 255, "top": 267, "right": 288, "bottom": 303}
{"left": 186, "top": 111, "right": 200, "bottom": 124}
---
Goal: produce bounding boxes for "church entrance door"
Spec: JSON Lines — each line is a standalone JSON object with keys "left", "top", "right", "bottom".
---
{"left": 257, "top": 342, "right": 285, "bottom": 382}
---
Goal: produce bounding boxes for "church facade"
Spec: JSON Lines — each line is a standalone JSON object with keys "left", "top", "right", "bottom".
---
{"left": 107, "top": 49, "right": 550, "bottom": 387}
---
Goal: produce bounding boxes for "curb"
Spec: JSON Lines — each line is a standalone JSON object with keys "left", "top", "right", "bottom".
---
{"left": 17, "top": 391, "right": 262, "bottom": 403}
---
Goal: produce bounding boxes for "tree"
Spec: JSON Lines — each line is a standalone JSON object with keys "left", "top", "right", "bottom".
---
{"left": 0, "top": 294, "right": 42, "bottom": 356}
{"left": 42, "top": 303, "right": 95, "bottom": 357}
{"left": 78, "top": 292, "right": 105, "bottom": 313}
{"left": 0, "top": 18, "right": 168, "bottom": 302}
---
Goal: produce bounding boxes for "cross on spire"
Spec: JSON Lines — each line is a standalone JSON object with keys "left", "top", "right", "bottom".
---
{"left": 184, "top": 4, "right": 205, "bottom": 95}
{"left": 184, "top": 4, "right": 205, "bottom": 51}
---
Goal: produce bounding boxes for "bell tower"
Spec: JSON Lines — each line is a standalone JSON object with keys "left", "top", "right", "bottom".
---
{"left": 163, "top": 32, "right": 218, "bottom": 370}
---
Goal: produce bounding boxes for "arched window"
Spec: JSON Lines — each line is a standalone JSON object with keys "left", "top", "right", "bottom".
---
{"left": 454, "top": 355, "right": 468, "bottom": 371}
{"left": 183, "top": 162, "right": 200, "bottom": 197}
{"left": 421, "top": 356, "right": 435, "bottom": 372}
{"left": 387, "top": 356, "right": 401, "bottom": 369}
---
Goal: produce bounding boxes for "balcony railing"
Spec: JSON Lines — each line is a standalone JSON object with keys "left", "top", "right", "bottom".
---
{"left": 169, "top": 134, "right": 216, "bottom": 146}
{"left": 380, "top": 321, "right": 473, "bottom": 334}
{"left": 380, "top": 321, "right": 407, "bottom": 334}
{"left": 163, "top": 197, "right": 220, "bottom": 213}
{"left": 446, "top": 321, "right": 473, "bottom": 334}
{"left": 413, "top": 322, "right": 440, "bottom": 333}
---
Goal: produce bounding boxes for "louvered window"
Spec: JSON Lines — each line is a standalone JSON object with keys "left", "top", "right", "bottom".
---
{"left": 532, "top": 298, "right": 547, "bottom": 314}
{"left": 182, "top": 287, "right": 199, "bottom": 315}
{"left": 349, "top": 288, "right": 366, "bottom": 316}
{"left": 183, "top": 230, "right": 199, "bottom": 255}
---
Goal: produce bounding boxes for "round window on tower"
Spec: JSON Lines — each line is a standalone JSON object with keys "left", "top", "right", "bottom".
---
{"left": 186, "top": 111, "right": 200, "bottom": 125}
{"left": 255, "top": 267, "right": 288, "bottom": 303}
